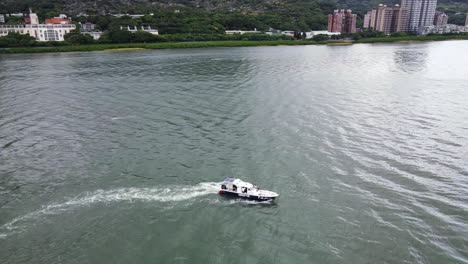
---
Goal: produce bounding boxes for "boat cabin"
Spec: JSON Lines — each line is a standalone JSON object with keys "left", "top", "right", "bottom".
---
{"left": 221, "top": 178, "right": 256, "bottom": 193}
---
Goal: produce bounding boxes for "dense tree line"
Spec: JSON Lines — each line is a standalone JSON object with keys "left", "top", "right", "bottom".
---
{"left": 1, "top": 1, "right": 334, "bottom": 32}
{"left": 0, "top": 30, "right": 294, "bottom": 47}
{"left": 73, "top": 7, "right": 332, "bottom": 33}
{"left": 0, "top": 32, "right": 37, "bottom": 47}
{"left": 1, "top": 0, "right": 467, "bottom": 33}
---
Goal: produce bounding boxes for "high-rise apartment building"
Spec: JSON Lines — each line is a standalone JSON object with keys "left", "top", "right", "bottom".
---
{"left": 370, "top": 9, "right": 378, "bottom": 29}
{"left": 465, "top": 13, "right": 468, "bottom": 27}
{"left": 343, "top": 10, "right": 357, "bottom": 33}
{"left": 401, "top": 0, "right": 438, "bottom": 32}
{"left": 364, "top": 4, "right": 408, "bottom": 33}
{"left": 328, "top": 9, "right": 357, "bottom": 33}
{"left": 375, "top": 5, "right": 395, "bottom": 33}
{"left": 363, "top": 10, "right": 378, "bottom": 30}
{"left": 392, "top": 5, "right": 409, "bottom": 32}
{"left": 364, "top": 12, "right": 371, "bottom": 29}
{"left": 420, "top": 0, "right": 438, "bottom": 26}
{"left": 433, "top": 11, "right": 448, "bottom": 26}
{"left": 328, "top": 10, "right": 344, "bottom": 32}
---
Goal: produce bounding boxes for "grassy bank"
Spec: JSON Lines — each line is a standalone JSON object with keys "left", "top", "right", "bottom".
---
{"left": 0, "top": 35, "right": 467, "bottom": 54}
{"left": 0, "top": 40, "right": 317, "bottom": 54}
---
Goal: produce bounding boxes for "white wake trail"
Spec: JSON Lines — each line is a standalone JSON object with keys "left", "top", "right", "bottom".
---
{"left": 0, "top": 182, "right": 220, "bottom": 238}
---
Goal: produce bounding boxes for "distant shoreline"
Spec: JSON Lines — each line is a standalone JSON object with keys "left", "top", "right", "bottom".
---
{"left": 1, "top": 35, "right": 467, "bottom": 54}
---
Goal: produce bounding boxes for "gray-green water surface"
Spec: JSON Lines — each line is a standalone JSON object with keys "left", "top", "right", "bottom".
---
{"left": 1, "top": 41, "right": 468, "bottom": 264}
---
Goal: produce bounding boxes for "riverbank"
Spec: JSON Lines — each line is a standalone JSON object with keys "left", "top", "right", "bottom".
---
{"left": 0, "top": 40, "right": 315, "bottom": 54}
{"left": 0, "top": 35, "right": 467, "bottom": 54}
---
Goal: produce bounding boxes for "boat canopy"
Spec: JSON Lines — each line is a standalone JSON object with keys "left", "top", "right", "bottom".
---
{"left": 223, "top": 178, "right": 254, "bottom": 188}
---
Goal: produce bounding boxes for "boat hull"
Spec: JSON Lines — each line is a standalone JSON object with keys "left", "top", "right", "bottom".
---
{"left": 218, "top": 190, "right": 277, "bottom": 201}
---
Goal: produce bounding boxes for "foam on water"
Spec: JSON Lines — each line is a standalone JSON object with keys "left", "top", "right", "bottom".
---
{"left": 0, "top": 182, "right": 220, "bottom": 238}
{"left": 110, "top": 115, "right": 136, "bottom": 120}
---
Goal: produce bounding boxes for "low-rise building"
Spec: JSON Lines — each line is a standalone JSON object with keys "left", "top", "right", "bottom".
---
{"left": 112, "top": 13, "right": 154, "bottom": 19}
{"left": 0, "top": 15, "right": 5, "bottom": 23}
{"left": 433, "top": 11, "right": 448, "bottom": 27}
{"left": 264, "top": 28, "right": 282, "bottom": 35}
{"left": 79, "top": 22, "right": 101, "bottom": 39}
{"left": 304, "top": 31, "right": 341, "bottom": 39}
{"left": 121, "top": 26, "right": 159, "bottom": 35}
{"left": 45, "top": 17, "right": 71, "bottom": 25}
{"left": 0, "top": 24, "right": 76, "bottom": 41}
{"left": 24, "top": 10, "right": 39, "bottom": 24}
{"left": 81, "top": 22, "right": 96, "bottom": 32}
{"left": 418, "top": 24, "right": 467, "bottom": 35}
{"left": 0, "top": 10, "right": 75, "bottom": 41}
{"left": 226, "top": 29, "right": 261, "bottom": 35}
{"left": 281, "top": 31, "right": 295, "bottom": 37}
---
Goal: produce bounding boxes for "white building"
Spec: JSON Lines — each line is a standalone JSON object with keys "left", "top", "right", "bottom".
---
{"left": 28, "top": 10, "right": 39, "bottom": 24}
{"left": 0, "top": 24, "right": 76, "bottom": 41}
{"left": 80, "top": 22, "right": 96, "bottom": 32}
{"left": 304, "top": 31, "right": 341, "bottom": 39}
{"left": 113, "top": 13, "right": 154, "bottom": 19}
{"left": 281, "top": 31, "right": 295, "bottom": 37}
{"left": 0, "top": 14, "right": 5, "bottom": 23}
{"left": 225, "top": 29, "right": 261, "bottom": 35}
{"left": 418, "top": 24, "right": 467, "bottom": 35}
{"left": 121, "top": 26, "right": 159, "bottom": 35}
{"left": 0, "top": 10, "right": 76, "bottom": 41}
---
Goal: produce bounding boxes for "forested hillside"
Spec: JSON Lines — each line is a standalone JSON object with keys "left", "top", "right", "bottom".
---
{"left": 1, "top": 0, "right": 467, "bottom": 31}
{"left": 0, "top": 0, "right": 336, "bottom": 31}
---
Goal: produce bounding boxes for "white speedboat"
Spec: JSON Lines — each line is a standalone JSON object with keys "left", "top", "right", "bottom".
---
{"left": 218, "top": 178, "right": 279, "bottom": 201}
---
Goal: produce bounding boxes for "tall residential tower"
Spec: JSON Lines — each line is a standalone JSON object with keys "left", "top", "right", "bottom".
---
{"left": 364, "top": 4, "right": 408, "bottom": 33}
{"left": 328, "top": 9, "right": 357, "bottom": 33}
{"left": 401, "top": 0, "right": 437, "bottom": 32}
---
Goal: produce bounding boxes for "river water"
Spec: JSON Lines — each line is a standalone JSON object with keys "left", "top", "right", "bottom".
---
{"left": 1, "top": 41, "right": 468, "bottom": 264}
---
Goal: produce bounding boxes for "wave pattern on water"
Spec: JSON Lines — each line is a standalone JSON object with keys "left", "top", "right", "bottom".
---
{"left": 1, "top": 44, "right": 468, "bottom": 263}
{"left": 0, "top": 182, "right": 220, "bottom": 238}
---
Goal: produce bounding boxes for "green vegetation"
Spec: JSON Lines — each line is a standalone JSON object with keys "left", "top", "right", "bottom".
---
{"left": 438, "top": 2, "right": 468, "bottom": 25}
{"left": 311, "top": 34, "right": 330, "bottom": 42}
{"left": 0, "top": 40, "right": 317, "bottom": 54}
{"left": 97, "top": 31, "right": 293, "bottom": 44}
{"left": 64, "top": 31, "right": 94, "bottom": 45}
{"left": 1, "top": 0, "right": 467, "bottom": 52}
{"left": 0, "top": 32, "right": 37, "bottom": 47}
{"left": 1, "top": 34, "right": 467, "bottom": 55}
{"left": 0, "top": 30, "right": 294, "bottom": 48}
{"left": 1, "top": 1, "right": 334, "bottom": 32}
{"left": 74, "top": 7, "right": 332, "bottom": 33}
{"left": 1, "top": 0, "right": 467, "bottom": 32}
